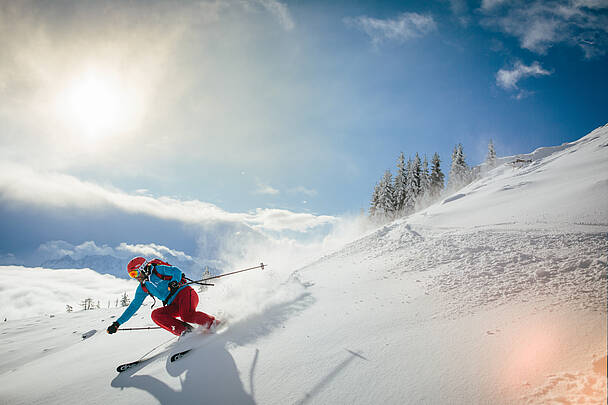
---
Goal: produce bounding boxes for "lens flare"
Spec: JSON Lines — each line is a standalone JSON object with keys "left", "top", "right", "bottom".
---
{"left": 502, "top": 320, "right": 561, "bottom": 392}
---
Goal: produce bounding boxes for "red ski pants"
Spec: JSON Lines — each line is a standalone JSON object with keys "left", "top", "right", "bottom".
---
{"left": 151, "top": 286, "right": 214, "bottom": 336}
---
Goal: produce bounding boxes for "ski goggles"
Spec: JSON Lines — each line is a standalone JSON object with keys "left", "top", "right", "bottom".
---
{"left": 128, "top": 261, "right": 148, "bottom": 279}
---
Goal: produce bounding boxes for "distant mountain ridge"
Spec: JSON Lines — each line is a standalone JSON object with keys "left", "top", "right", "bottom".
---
{"left": 40, "top": 254, "right": 211, "bottom": 280}
{"left": 41, "top": 255, "right": 127, "bottom": 278}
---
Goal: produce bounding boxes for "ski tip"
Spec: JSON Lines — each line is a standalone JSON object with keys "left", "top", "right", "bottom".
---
{"left": 170, "top": 349, "right": 192, "bottom": 362}
{"left": 116, "top": 361, "right": 139, "bottom": 372}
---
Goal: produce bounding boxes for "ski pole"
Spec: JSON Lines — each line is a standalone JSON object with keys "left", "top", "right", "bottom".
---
{"left": 189, "top": 281, "right": 215, "bottom": 287}
{"left": 186, "top": 262, "right": 266, "bottom": 286}
{"left": 118, "top": 326, "right": 162, "bottom": 331}
{"left": 184, "top": 278, "right": 215, "bottom": 287}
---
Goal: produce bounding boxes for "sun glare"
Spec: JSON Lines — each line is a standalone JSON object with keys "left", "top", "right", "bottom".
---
{"left": 56, "top": 70, "right": 138, "bottom": 138}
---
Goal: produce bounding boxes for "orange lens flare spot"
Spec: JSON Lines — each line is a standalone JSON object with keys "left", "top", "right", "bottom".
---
{"left": 505, "top": 326, "right": 559, "bottom": 387}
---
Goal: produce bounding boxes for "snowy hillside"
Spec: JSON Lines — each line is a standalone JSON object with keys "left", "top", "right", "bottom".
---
{"left": 0, "top": 125, "right": 606, "bottom": 404}
{"left": 410, "top": 125, "right": 608, "bottom": 230}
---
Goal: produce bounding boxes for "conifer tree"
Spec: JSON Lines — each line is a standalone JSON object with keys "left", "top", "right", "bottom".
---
{"left": 120, "top": 292, "right": 130, "bottom": 307}
{"left": 411, "top": 154, "right": 423, "bottom": 200}
{"left": 404, "top": 157, "right": 417, "bottom": 214}
{"left": 429, "top": 152, "right": 445, "bottom": 199}
{"left": 394, "top": 152, "right": 408, "bottom": 214}
{"left": 486, "top": 140, "right": 497, "bottom": 168}
{"left": 377, "top": 170, "right": 396, "bottom": 219}
{"left": 199, "top": 267, "right": 212, "bottom": 293}
{"left": 448, "top": 143, "right": 470, "bottom": 191}
{"left": 369, "top": 182, "right": 381, "bottom": 218}
{"left": 81, "top": 298, "right": 93, "bottom": 310}
{"left": 420, "top": 154, "right": 430, "bottom": 201}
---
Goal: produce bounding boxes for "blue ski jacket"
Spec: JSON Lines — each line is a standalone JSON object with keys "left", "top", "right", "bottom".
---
{"left": 116, "top": 264, "right": 188, "bottom": 325}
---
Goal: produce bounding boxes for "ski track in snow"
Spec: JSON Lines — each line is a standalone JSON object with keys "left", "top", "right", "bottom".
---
{"left": 425, "top": 230, "right": 607, "bottom": 317}
{"left": 299, "top": 221, "right": 607, "bottom": 405}
{"left": 317, "top": 222, "right": 606, "bottom": 318}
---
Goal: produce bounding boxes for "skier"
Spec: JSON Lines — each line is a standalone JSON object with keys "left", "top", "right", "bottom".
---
{"left": 106, "top": 257, "right": 218, "bottom": 336}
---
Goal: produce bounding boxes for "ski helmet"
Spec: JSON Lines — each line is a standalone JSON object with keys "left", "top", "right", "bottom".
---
{"left": 127, "top": 257, "right": 147, "bottom": 279}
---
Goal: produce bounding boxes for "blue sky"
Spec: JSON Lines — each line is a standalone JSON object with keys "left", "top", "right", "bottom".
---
{"left": 0, "top": 0, "right": 606, "bottom": 267}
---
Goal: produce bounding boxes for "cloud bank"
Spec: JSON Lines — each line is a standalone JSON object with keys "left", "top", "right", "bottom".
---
{"left": 36, "top": 240, "right": 194, "bottom": 263}
{"left": 0, "top": 161, "right": 366, "bottom": 275}
{"left": 0, "top": 266, "right": 136, "bottom": 320}
{"left": 0, "top": 162, "right": 336, "bottom": 234}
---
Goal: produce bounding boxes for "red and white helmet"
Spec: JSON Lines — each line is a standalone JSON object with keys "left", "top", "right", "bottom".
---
{"left": 127, "top": 257, "right": 147, "bottom": 279}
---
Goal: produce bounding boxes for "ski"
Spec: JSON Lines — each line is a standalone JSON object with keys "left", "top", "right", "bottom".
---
{"left": 115, "top": 335, "right": 178, "bottom": 373}
{"left": 170, "top": 349, "right": 192, "bottom": 362}
{"left": 116, "top": 346, "right": 187, "bottom": 371}
{"left": 116, "top": 350, "right": 167, "bottom": 372}
{"left": 169, "top": 322, "right": 225, "bottom": 363}
{"left": 117, "top": 360, "right": 144, "bottom": 372}
{"left": 116, "top": 322, "right": 224, "bottom": 371}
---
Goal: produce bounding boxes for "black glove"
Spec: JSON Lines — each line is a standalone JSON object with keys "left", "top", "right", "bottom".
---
{"left": 142, "top": 263, "right": 153, "bottom": 277}
{"left": 168, "top": 281, "right": 178, "bottom": 292}
{"left": 107, "top": 321, "right": 120, "bottom": 334}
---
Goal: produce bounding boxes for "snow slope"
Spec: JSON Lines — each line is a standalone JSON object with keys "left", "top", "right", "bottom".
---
{"left": 0, "top": 125, "right": 606, "bottom": 404}
{"left": 411, "top": 125, "right": 608, "bottom": 231}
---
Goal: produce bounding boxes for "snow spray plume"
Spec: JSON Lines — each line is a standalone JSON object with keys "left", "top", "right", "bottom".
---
{"left": 186, "top": 263, "right": 266, "bottom": 286}
{"left": 193, "top": 213, "right": 376, "bottom": 327}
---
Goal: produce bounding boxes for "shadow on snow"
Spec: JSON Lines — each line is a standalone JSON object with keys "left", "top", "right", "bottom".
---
{"left": 111, "top": 292, "right": 315, "bottom": 404}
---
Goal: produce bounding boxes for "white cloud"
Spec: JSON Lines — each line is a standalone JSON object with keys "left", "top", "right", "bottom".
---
{"left": 35, "top": 240, "right": 193, "bottom": 263}
{"left": 288, "top": 186, "right": 318, "bottom": 196}
{"left": 245, "top": 208, "right": 336, "bottom": 232}
{"left": 0, "top": 0, "right": 196, "bottom": 147}
{"left": 574, "top": 0, "right": 608, "bottom": 7}
{"left": 0, "top": 265, "right": 136, "bottom": 320}
{"left": 255, "top": 179, "right": 280, "bottom": 195}
{"left": 496, "top": 61, "right": 551, "bottom": 92}
{"left": 36, "top": 241, "right": 78, "bottom": 261}
{"left": 255, "top": 0, "right": 294, "bottom": 30}
{"left": 0, "top": 162, "right": 335, "bottom": 233}
{"left": 447, "top": 0, "right": 472, "bottom": 26}
{"left": 481, "top": 0, "right": 509, "bottom": 10}
{"left": 115, "top": 243, "right": 194, "bottom": 262}
{"left": 480, "top": 0, "right": 608, "bottom": 56}
{"left": 345, "top": 12, "right": 437, "bottom": 45}
{"left": 73, "top": 241, "right": 115, "bottom": 258}
{"left": 0, "top": 0, "right": 305, "bottom": 176}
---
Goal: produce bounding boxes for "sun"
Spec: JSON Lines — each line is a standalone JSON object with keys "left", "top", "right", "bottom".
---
{"left": 57, "top": 70, "right": 136, "bottom": 138}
